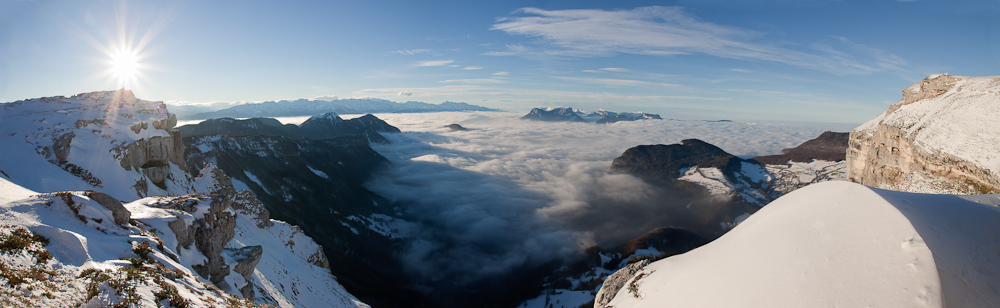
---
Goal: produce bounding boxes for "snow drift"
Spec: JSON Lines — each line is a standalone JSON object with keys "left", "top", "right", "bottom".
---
{"left": 602, "top": 181, "right": 1000, "bottom": 308}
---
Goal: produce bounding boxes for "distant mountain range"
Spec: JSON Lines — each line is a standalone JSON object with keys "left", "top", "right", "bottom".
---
{"left": 520, "top": 107, "right": 662, "bottom": 123}
{"left": 182, "top": 98, "right": 498, "bottom": 120}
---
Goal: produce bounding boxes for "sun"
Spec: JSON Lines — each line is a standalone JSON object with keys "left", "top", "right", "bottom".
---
{"left": 108, "top": 46, "right": 142, "bottom": 88}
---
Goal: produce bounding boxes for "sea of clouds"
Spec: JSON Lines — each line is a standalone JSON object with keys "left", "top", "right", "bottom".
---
{"left": 295, "top": 111, "right": 855, "bottom": 290}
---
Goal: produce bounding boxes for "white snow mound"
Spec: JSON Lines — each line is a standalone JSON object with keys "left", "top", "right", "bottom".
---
{"left": 606, "top": 181, "right": 1000, "bottom": 308}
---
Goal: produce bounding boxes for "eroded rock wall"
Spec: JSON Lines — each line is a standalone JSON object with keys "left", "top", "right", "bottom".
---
{"left": 847, "top": 74, "right": 1000, "bottom": 194}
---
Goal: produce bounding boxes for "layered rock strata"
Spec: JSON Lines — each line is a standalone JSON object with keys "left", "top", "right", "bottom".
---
{"left": 847, "top": 74, "right": 1000, "bottom": 194}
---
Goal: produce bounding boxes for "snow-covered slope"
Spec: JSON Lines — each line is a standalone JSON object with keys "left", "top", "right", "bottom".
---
{"left": 848, "top": 74, "right": 1000, "bottom": 194}
{"left": 0, "top": 90, "right": 194, "bottom": 200}
{"left": 678, "top": 162, "right": 772, "bottom": 207}
{"left": 0, "top": 90, "right": 369, "bottom": 307}
{"left": 0, "top": 179, "right": 367, "bottom": 307}
{"left": 601, "top": 181, "right": 1000, "bottom": 308}
{"left": 764, "top": 159, "right": 846, "bottom": 195}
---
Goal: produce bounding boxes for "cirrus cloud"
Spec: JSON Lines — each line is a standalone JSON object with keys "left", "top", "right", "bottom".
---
{"left": 414, "top": 59, "right": 456, "bottom": 67}
{"left": 489, "top": 6, "right": 923, "bottom": 77}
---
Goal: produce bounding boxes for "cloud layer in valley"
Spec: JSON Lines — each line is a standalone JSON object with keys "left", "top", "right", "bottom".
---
{"left": 329, "top": 111, "right": 855, "bottom": 290}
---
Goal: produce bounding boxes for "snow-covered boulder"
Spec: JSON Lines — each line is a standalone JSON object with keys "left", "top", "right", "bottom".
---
{"left": 600, "top": 181, "right": 1000, "bottom": 308}
{"left": 847, "top": 74, "right": 1000, "bottom": 194}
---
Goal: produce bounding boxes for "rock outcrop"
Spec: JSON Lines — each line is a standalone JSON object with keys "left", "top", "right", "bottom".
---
{"left": 594, "top": 260, "right": 650, "bottom": 308}
{"left": 83, "top": 190, "right": 130, "bottom": 225}
{"left": 847, "top": 74, "right": 1000, "bottom": 194}
{"left": 155, "top": 194, "right": 238, "bottom": 286}
{"left": 226, "top": 245, "right": 263, "bottom": 298}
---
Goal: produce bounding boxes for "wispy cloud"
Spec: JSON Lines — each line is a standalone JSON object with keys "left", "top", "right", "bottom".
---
{"left": 308, "top": 95, "right": 340, "bottom": 101}
{"left": 490, "top": 6, "right": 921, "bottom": 77}
{"left": 414, "top": 59, "right": 455, "bottom": 67}
{"left": 729, "top": 68, "right": 754, "bottom": 73}
{"left": 438, "top": 78, "right": 509, "bottom": 84}
{"left": 463, "top": 66, "right": 485, "bottom": 70}
{"left": 583, "top": 67, "right": 633, "bottom": 73}
{"left": 554, "top": 76, "right": 687, "bottom": 89}
{"left": 392, "top": 49, "right": 435, "bottom": 55}
{"left": 492, "top": 71, "right": 510, "bottom": 76}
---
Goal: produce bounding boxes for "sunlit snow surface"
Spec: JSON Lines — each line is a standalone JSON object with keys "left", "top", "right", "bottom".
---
{"left": 0, "top": 175, "right": 368, "bottom": 308}
{"left": 606, "top": 181, "right": 1000, "bottom": 308}
{"left": 855, "top": 75, "right": 1000, "bottom": 175}
{"left": 0, "top": 92, "right": 367, "bottom": 307}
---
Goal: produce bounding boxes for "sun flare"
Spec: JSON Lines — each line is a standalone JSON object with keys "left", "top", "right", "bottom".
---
{"left": 108, "top": 46, "right": 141, "bottom": 88}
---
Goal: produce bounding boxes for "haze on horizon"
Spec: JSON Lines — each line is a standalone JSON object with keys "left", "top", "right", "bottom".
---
{"left": 1, "top": 0, "right": 997, "bottom": 124}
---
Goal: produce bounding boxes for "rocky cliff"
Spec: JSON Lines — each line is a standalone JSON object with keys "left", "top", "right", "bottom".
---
{"left": 847, "top": 74, "right": 1000, "bottom": 194}
{"left": 181, "top": 115, "right": 431, "bottom": 307}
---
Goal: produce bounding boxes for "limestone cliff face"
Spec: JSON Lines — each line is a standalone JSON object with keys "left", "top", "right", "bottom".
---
{"left": 847, "top": 74, "right": 1000, "bottom": 194}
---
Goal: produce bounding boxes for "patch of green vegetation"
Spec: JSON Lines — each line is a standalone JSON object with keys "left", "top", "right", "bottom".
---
{"left": 0, "top": 262, "right": 53, "bottom": 286}
{"left": 79, "top": 268, "right": 112, "bottom": 301}
{"left": 153, "top": 281, "right": 189, "bottom": 308}
{"left": 225, "top": 297, "right": 275, "bottom": 308}
{"left": 0, "top": 225, "right": 53, "bottom": 263}
{"left": 57, "top": 163, "right": 102, "bottom": 188}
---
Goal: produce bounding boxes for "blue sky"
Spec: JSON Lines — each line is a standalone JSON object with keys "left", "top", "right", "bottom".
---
{"left": 1, "top": 0, "right": 997, "bottom": 123}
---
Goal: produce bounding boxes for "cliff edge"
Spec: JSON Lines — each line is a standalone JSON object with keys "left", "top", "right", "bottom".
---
{"left": 847, "top": 74, "right": 1000, "bottom": 194}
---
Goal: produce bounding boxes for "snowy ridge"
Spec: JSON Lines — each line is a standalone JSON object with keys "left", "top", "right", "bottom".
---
{"left": 0, "top": 90, "right": 369, "bottom": 307}
{"left": 894, "top": 75, "right": 1000, "bottom": 172}
{"left": 0, "top": 90, "right": 193, "bottom": 200}
{"left": 602, "top": 181, "right": 1000, "bottom": 308}
{"left": 854, "top": 74, "right": 1000, "bottom": 178}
